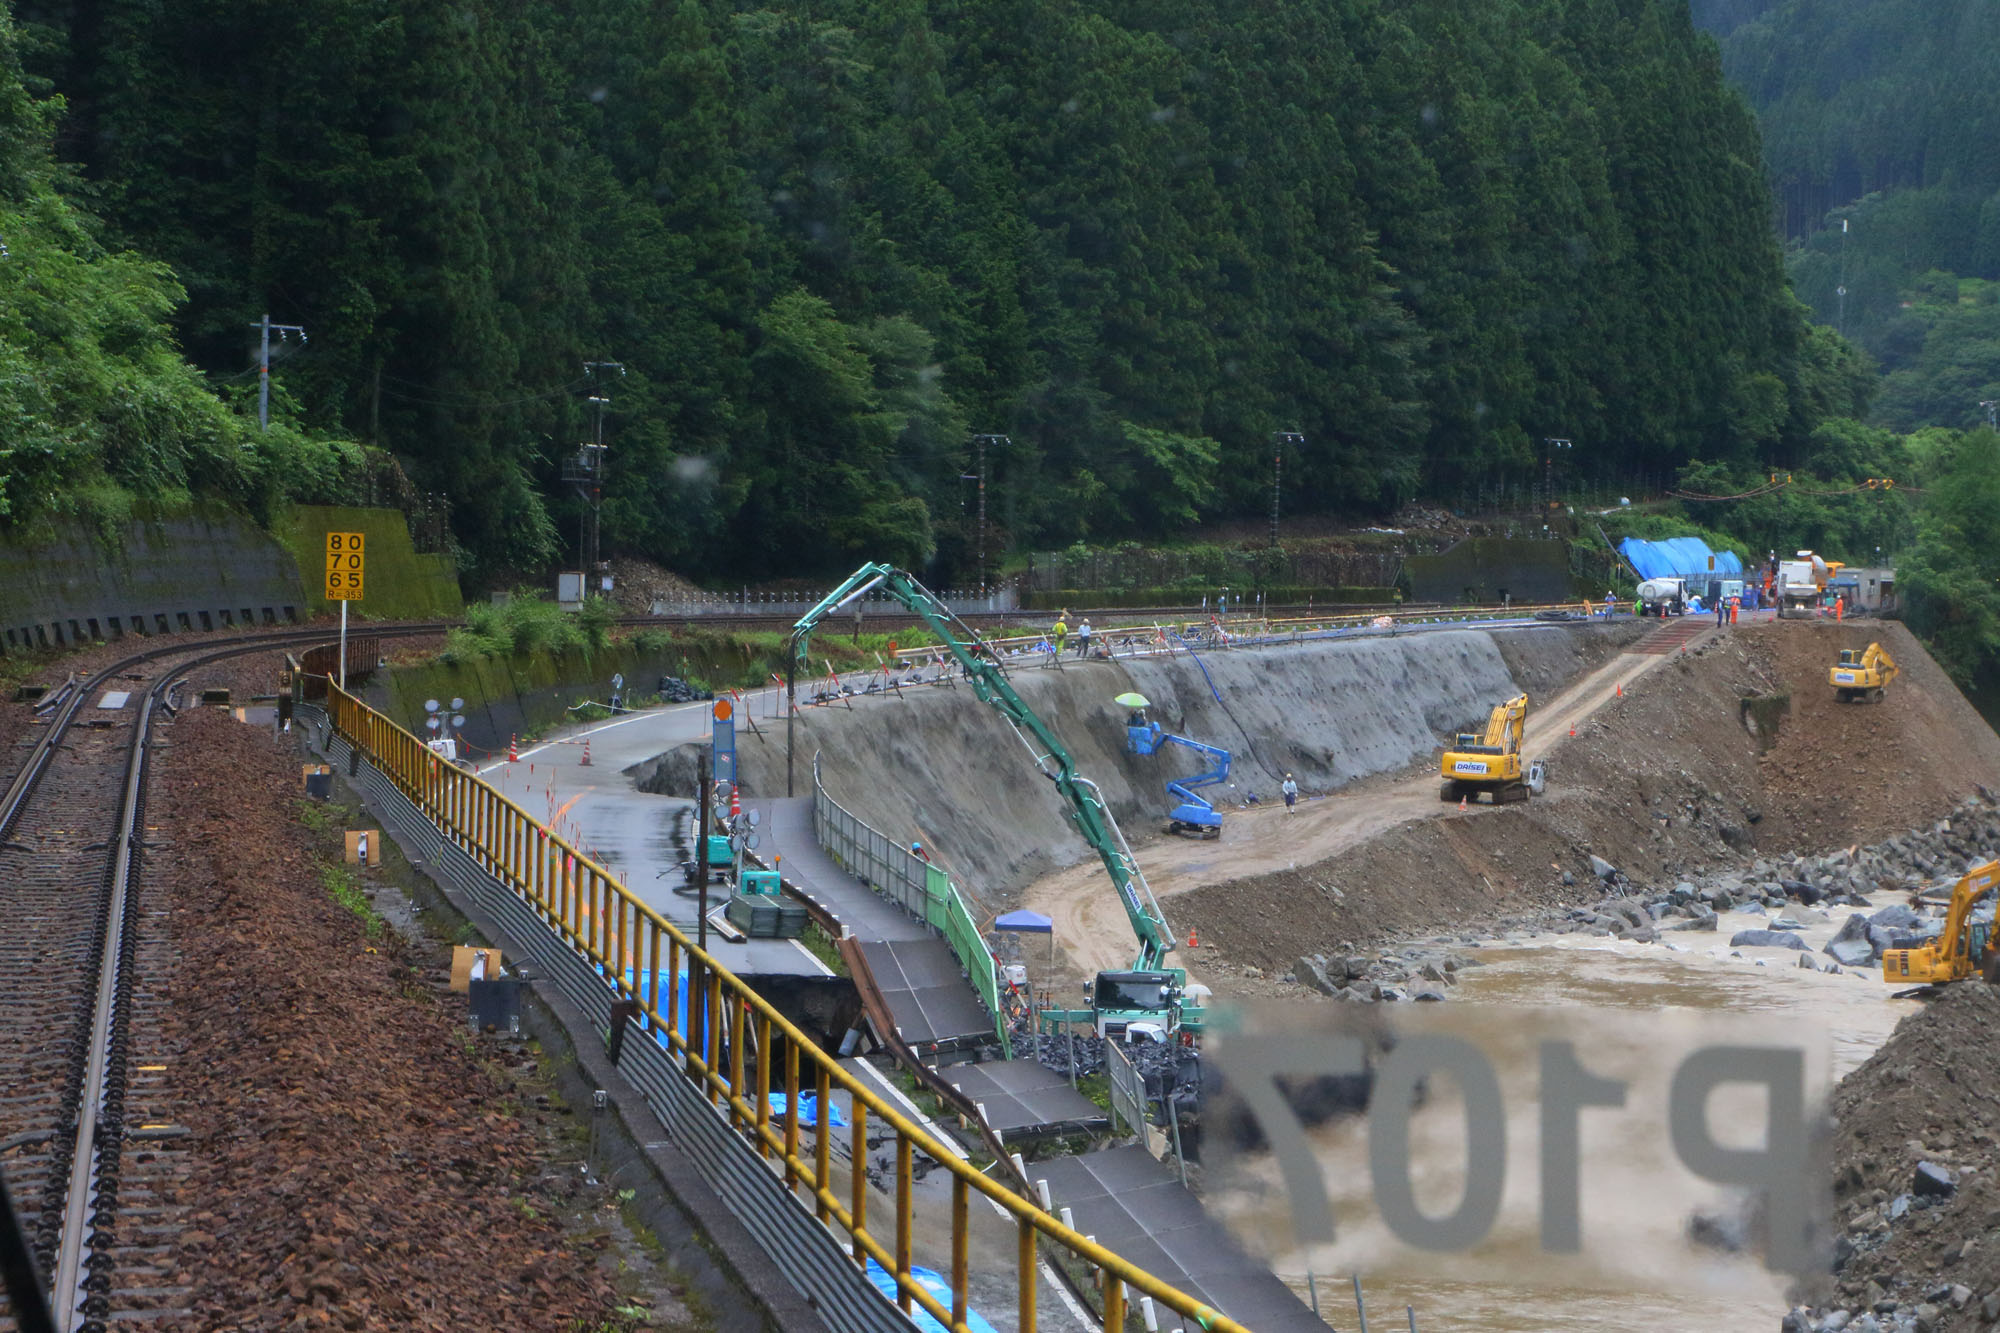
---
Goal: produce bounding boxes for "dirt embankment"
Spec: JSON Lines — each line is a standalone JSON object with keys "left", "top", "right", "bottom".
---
{"left": 155, "top": 709, "right": 684, "bottom": 1330}
{"left": 1172, "top": 621, "right": 2000, "bottom": 977}
{"left": 1792, "top": 984, "right": 2000, "bottom": 1331}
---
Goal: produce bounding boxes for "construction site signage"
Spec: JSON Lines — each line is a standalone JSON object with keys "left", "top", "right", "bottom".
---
{"left": 325, "top": 532, "right": 365, "bottom": 601}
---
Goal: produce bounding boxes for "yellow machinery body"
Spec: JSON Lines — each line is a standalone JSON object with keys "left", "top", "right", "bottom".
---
{"left": 1830, "top": 642, "right": 1898, "bottom": 703}
{"left": 1882, "top": 861, "right": 2000, "bottom": 987}
{"left": 1440, "top": 694, "right": 1534, "bottom": 804}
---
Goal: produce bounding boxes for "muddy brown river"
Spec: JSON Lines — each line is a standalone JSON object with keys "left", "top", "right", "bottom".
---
{"left": 1210, "top": 905, "right": 1916, "bottom": 1330}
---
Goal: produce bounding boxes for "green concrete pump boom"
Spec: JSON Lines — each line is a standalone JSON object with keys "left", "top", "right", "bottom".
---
{"left": 789, "top": 563, "right": 1175, "bottom": 971}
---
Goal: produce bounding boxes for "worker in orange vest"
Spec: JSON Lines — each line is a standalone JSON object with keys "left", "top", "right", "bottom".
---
{"left": 1835, "top": 595, "right": 1844, "bottom": 622}
{"left": 1729, "top": 596, "right": 1739, "bottom": 626}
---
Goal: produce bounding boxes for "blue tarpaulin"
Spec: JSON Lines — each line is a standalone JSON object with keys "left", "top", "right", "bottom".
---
{"left": 1619, "top": 538, "right": 1743, "bottom": 584}
{"left": 863, "top": 1259, "right": 1000, "bottom": 1333}
{"left": 767, "top": 1091, "right": 848, "bottom": 1128}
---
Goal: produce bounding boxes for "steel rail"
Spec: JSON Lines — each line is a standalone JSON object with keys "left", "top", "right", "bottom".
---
{"left": 0, "top": 624, "right": 449, "bottom": 1330}
{"left": 47, "top": 687, "right": 152, "bottom": 1329}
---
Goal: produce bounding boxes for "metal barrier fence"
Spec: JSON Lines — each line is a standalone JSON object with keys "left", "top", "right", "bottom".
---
{"left": 885, "top": 600, "right": 1611, "bottom": 670}
{"left": 810, "top": 755, "right": 1010, "bottom": 1056}
{"left": 1104, "top": 1040, "right": 1149, "bottom": 1141}
{"left": 651, "top": 588, "right": 1019, "bottom": 616}
{"left": 315, "top": 683, "right": 1234, "bottom": 1333}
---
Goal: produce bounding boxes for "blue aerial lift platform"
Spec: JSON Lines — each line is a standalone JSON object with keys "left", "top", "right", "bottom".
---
{"left": 1126, "top": 716, "right": 1230, "bottom": 839}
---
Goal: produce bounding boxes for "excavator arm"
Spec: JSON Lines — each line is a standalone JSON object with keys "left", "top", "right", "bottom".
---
{"left": 1479, "top": 695, "right": 1528, "bottom": 752}
{"left": 792, "top": 564, "right": 1177, "bottom": 971}
{"left": 1883, "top": 861, "right": 1998, "bottom": 985}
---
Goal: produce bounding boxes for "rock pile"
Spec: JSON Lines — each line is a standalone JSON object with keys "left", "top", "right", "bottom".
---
{"left": 1785, "top": 984, "right": 2000, "bottom": 1333}
{"left": 1282, "top": 795, "right": 2000, "bottom": 1004}
{"left": 1287, "top": 946, "right": 1485, "bottom": 1003}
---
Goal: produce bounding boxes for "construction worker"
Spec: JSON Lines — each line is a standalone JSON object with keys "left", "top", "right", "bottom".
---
{"left": 1836, "top": 595, "right": 1845, "bottom": 622}
{"left": 1076, "top": 619, "right": 1093, "bottom": 659}
{"left": 1281, "top": 774, "right": 1299, "bottom": 813}
{"left": 1729, "top": 596, "right": 1739, "bottom": 626}
{"left": 1715, "top": 596, "right": 1726, "bottom": 627}
{"left": 910, "top": 841, "right": 930, "bottom": 864}
{"left": 1602, "top": 590, "right": 1616, "bottom": 619}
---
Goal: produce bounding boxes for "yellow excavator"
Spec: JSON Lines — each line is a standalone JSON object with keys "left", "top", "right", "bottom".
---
{"left": 1440, "top": 694, "right": 1545, "bottom": 805}
{"left": 1882, "top": 861, "right": 2000, "bottom": 990}
{"left": 1830, "top": 642, "right": 1898, "bottom": 703}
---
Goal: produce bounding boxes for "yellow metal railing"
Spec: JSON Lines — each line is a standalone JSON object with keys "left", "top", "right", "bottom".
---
{"left": 322, "top": 682, "right": 1247, "bottom": 1333}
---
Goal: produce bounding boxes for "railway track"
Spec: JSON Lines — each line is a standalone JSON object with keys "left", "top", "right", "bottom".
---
{"left": 0, "top": 626, "right": 444, "bottom": 1332}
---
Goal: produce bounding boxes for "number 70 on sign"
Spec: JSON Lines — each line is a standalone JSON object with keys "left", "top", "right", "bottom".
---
{"left": 325, "top": 532, "right": 365, "bottom": 600}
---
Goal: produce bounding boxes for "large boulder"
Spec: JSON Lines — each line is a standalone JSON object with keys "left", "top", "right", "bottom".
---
{"left": 1913, "top": 1161, "right": 1957, "bottom": 1199}
{"left": 1869, "top": 903, "right": 1922, "bottom": 930}
{"left": 1589, "top": 855, "right": 1617, "bottom": 880}
{"left": 1825, "top": 915, "right": 1878, "bottom": 967}
{"left": 1729, "top": 929, "right": 1809, "bottom": 950}
{"left": 1296, "top": 956, "right": 1340, "bottom": 996}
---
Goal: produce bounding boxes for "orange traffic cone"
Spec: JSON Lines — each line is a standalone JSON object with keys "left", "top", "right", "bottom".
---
{"left": 1186, "top": 929, "right": 1199, "bottom": 949}
{"left": 1616, "top": 683, "right": 1623, "bottom": 698}
{"left": 1458, "top": 795, "right": 1468, "bottom": 811}
{"left": 580, "top": 738, "right": 592, "bottom": 767}
{"left": 508, "top": 734, "right": 519, "bottom": 763}
{"left": 1568, "top": 725, "right": 1576, "bottom": 738}
{"left": 730, "top": 785, "right": 741, "bottom": 819}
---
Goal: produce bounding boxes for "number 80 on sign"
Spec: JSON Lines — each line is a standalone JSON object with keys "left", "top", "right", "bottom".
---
{"left": 325, "top": 532, "right": 365, "bottom": 601}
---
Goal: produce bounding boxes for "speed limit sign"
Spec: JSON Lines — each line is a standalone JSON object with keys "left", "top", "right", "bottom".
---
{"left": 325, "top": 532, "right": 365, "bottom": 601}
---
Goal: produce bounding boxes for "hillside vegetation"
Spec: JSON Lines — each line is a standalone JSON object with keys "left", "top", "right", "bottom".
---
{"left": 0, "top": 10, "right": 358, "bottom": 533}
{"left": 9, "top": 0, "right": 1857, "bottom": 580}
{"left": 1702, "top": 0, "right": 2000, "bottom": 433}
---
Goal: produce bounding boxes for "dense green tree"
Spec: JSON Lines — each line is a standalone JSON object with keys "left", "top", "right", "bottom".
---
{"left": 1900, "top": 430, "right": 2000, "bottom": 686}
{"left": 0, "top": 5, "right": 354, "bottom": 529}
{"left": 12, "top": 0, "right": 1841, "bottom": 580}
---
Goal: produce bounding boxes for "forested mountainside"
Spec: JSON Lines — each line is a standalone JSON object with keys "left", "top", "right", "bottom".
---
{"left": 0, "top": 9, "right": 359, "bottom": 530}
{"left": 2, "top": 0, "right": 1858, "bottom": 579}
{"left": 1699, "top": 0, "right": 2000, "bottom": 435}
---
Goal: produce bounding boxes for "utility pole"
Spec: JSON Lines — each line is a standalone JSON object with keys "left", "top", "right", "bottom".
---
{"left": 1542, "top": 437, "right": 1571, "bottom": 510}
{"left": 1270, "top": 433, "right": 1304, "bottom": 548}
{"left": 1837, "top": 217, "right": 1850, "bottom": 340}
{"left": 251, "top": 314, "right": 307, "bottom": 430}
{"left": 970, "top": 434, "right": 1009, "bottom": 595}
{"left": 566, "top": 360, "right": 623, "bottom": 596}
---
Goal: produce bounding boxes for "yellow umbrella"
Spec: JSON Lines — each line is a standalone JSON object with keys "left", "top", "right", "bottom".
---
{"left": 1113, "top": 692, "right": 1150, "bottom": 708}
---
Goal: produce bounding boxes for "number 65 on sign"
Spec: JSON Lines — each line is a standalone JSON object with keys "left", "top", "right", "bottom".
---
{"left": 325, "top": 532, "right": 365, "bottom": 601}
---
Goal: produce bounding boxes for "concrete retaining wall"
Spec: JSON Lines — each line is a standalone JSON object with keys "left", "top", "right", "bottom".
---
{"left": 0, "top": 503, "right": 307, "bottom": 652}
{"left": 0, "top": 501, "right": 463, "bottom": 654}
{"left": 724, "top": 622, "right": 1639, "bottom": 903}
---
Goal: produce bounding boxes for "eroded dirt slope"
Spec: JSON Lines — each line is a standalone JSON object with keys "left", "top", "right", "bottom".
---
{"left": 1796, "top": 984, "right": 2000, "bottom": 1330}
{"left": 1167, "top": 621, "right": 2000, "bottom": 976}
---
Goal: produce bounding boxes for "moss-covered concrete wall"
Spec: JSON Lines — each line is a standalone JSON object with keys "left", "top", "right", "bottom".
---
{"left": 0, "top": 500, "right": 306, "bottom": 651}
{"left": 273, "top": 505, "right": 462, "bottom": 619}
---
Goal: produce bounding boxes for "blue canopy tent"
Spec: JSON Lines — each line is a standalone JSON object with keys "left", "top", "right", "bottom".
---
{"left": 1618, "top": 537, "right": 1744, "bottom": 585}
{"left": 995, "top": 907, "right": 1055, "bottom": 966}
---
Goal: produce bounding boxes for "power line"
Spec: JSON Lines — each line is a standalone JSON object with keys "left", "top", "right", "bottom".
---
{"left": 374, "top": 379, "right": 590, "bottom": 410}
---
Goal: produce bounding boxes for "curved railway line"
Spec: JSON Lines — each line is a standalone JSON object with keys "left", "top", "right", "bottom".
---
{"left": 0, "top": 625, "right": 446, "bottom": 1332}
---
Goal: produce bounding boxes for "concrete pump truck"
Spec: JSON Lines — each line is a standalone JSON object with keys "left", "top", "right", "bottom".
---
{"left": 791, "top": 566, "right": 1201, "bottom": 1043}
